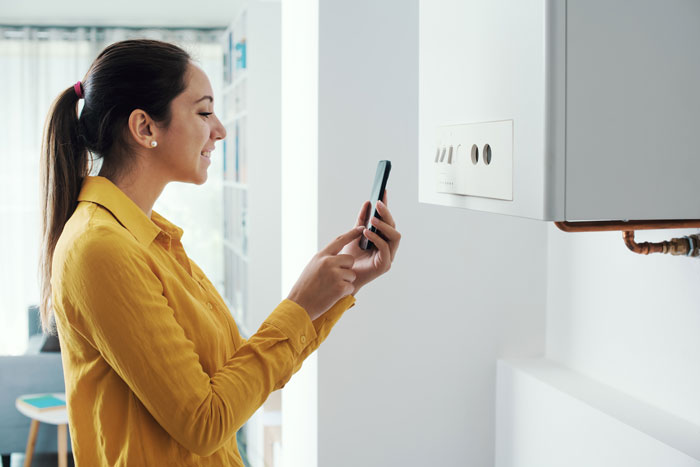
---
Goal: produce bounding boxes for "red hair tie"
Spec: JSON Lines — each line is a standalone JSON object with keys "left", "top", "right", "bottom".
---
{"left": 74, "top": 81, "right": 84, "bottom": 99}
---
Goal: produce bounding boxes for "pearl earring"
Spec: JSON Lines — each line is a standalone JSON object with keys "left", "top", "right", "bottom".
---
{"left": 150, "top": 141, "right": 158, "bottom": 148}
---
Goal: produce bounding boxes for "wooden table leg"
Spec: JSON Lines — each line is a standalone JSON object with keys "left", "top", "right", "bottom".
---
{"left": 23, "top": 419, "right": 39, "bottom": 467}
{"left": 58, "top": 424, "right": 67, "bottom": 467}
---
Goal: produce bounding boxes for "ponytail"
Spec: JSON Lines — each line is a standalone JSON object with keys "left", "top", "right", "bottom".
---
{"left": 38, "top": 39, "right": 191, "bottom": 334}
{"left": 39, "top": 85, "right": 90, "bottom": 334}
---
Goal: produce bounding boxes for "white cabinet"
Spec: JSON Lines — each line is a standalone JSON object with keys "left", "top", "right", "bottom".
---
{"left": 419, "top": 0, "right": 700, "bottom": 221}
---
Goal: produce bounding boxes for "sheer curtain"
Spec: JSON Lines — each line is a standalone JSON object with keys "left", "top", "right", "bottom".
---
{"left": 0, "top": 26, "right": 224, "bottom": 355}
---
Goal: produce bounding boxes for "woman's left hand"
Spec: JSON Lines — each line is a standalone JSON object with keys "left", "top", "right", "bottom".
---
{"left": 340, "top": 192, "right": 401, "bottom": 296}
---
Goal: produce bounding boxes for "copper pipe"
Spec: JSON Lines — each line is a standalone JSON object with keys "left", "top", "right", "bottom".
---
{"left": 622, "top": 231, "right": 700, "bottom": 256}
{"left": 555, "top": 219, "right": 700, "bottom": 232}
{"left": 555, "top": 220, "right": 700, "bottom": 257}
{"left": 622, "top": 231, "right": 664, "bottom": 255}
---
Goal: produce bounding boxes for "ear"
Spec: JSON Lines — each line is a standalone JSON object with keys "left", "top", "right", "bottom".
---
{"left": 127, "top": 109, "right": 158, "bottom": 149}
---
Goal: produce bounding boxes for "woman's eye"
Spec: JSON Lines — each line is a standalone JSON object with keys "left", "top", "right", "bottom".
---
{"left": 199, "top": 112, "right": 213, "bottom": 118}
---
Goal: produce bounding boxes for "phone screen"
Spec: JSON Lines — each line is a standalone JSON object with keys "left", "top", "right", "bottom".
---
{"left": 360, "top": 160, "right": 392, "bottom": 250}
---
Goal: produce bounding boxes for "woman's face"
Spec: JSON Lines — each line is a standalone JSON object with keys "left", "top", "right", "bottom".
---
{"left": 156, "top": 63, "right": 226, "bottom": 185}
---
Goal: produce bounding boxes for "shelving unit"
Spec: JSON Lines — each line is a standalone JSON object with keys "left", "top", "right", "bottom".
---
{"left": 221, "top": 9, "right": 250, "bottom": 332}
{"left": 221, "top": 0, "right": 282, "bottom": 335}
{"left": 221, "top": 3, "right": 282, "bottom": 466}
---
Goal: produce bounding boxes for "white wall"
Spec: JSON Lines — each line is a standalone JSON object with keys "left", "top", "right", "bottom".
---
{"left": 313, "top": 1, "right": 547, "bottom": 466}
{"left": 546, "top": 226, "right": 700, "bottom": 427}
{"left": 491, "top": 226, "right": 700, "bottom": 466}
{"left": 281, "top": 1, "right": 700, "bottom": 465}
{"left": 280, "top": 0, "right": 320, "bottom": 465}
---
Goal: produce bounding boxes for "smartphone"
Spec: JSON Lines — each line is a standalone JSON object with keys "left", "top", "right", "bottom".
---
{"left": 360, "top": 160, "right": 392, "bottom": 250}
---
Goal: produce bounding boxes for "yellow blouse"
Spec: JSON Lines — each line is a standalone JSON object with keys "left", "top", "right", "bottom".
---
{"left": 51, "top": 176, "right": 355, "bottom": 466}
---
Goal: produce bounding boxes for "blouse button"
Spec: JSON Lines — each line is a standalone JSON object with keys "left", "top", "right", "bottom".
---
{"left": 207, "top": 303, "right": 213, "bottom": 310}
{"left": 301, "top": 335, "right": 307, "bottom": 344}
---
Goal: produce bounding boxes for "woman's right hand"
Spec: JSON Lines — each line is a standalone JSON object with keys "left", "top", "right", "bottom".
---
{"left": 286, "top": 226, "right": 365, "bottom": 321}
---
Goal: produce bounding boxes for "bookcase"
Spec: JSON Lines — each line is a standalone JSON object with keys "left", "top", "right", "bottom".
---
{"left": 221, "top": 2, "right": 281, "bottom": 336}
{"left": 221, "top": 2, "right": 282, "bottom": 466}
{"left": 222, "top": 8, "right": 250, "bottom": 333}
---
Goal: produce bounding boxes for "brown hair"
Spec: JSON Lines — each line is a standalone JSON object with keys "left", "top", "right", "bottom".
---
{"left": 39, "top": 39, "right": 191, "bottom": 333}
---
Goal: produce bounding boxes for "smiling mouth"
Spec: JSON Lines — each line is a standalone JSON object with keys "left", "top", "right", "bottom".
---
{"left": 200, "top": 151, "right": 211, "bottom": 159}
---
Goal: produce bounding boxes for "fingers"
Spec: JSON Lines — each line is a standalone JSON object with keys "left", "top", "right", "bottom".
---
{"left": 370, "top": 216, "right": 401, "bottom": 242}
{"left": 362, "top": 227, "right": 392, "bottom": 269}
{"left": 369, "top": 216, "right": 401, "bottom": 261}
{"left": 375, "top": 200, "right": 396, "bottom": 228}
{"left": 338, "top": 266, "right": 357, "bottom": 283}
{"left": 355, "top": 201, "right": 371, "bottom": 228}
{"left": 333, "top": 262, "right": 357, "bottom": 296}
{"left": 322, "top": 226, "right": 364, "bottom": 255}
{"left": 341, "top": 280, "right": 355, "bottom": 297}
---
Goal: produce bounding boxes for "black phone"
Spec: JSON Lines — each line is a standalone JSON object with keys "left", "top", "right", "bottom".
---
{"left": 360, "top": 160, "right": 392, "bottom": 250}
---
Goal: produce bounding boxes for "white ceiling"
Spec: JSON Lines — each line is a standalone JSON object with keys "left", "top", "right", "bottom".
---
{"left": 0, "top": 0, "right": 243, "bottom": 29}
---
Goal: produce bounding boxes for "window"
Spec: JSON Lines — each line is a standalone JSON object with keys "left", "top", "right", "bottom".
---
{"left": 0, "top": 27, "right": 224, "bottom": 354}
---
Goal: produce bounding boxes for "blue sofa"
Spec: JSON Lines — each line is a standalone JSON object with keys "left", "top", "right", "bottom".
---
{"left": 0, "top": 332, "right": 72, "bottom": 466}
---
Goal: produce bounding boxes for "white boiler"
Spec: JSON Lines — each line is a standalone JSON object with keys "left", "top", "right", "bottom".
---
{"left": 419, "top": 0, "right": 700, "bottom": 221}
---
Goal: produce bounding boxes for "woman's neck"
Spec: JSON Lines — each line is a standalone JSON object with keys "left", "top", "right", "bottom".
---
{"left": 98, "top": 166, "right": 167, "bottom": 219}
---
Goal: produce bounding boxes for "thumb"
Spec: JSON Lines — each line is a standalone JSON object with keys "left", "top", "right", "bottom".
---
{"left": 322, "top": 226, "right": 364, "bottom": 255}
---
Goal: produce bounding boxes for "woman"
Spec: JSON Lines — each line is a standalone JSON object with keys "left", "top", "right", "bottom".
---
{"left": 39, "top": 39, "right": 400, "bottom": 466}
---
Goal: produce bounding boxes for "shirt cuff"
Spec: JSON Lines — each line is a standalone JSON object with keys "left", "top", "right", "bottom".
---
{"left": 312, "top": 295, "right": 356, "bottom": 333}
{"left": 265, "top": 299, "right": 319, "bottom": 354}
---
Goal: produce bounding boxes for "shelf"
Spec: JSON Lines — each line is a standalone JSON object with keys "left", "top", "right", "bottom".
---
{"left": 222, "top": 110, "right": 248, "bottom": 127}
{"left": 496, "top": 358, "right": 700, "bottom": 466}
{"left": 222, "top": 180, "right": 248, "bottom": 189}
{"left": 262, "top": 410, "right": 282, "bottom": 426}
{"left": 223, "top": 240, "right": 249, "bottom": 262}
{"left": 223, "top": 73, "right": 248, "bottom": 95}
{"left": 223, "top": 297, "right": 251, "bottom": 338}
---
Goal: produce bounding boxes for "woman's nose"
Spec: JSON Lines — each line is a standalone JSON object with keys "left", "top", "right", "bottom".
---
{"left": 213, "top": 115, "right": 227, "bottom": 141}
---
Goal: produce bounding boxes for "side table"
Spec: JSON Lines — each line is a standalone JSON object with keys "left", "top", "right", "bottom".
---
{"left": 14, "top": 393, "right": 69, "bottom": 467}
